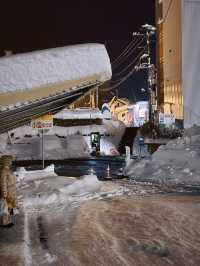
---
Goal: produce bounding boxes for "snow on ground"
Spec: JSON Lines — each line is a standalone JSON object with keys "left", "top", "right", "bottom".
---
{"left": 19, "top": 173, "right": 127, "bottom": 209}
{"left": 125, "top": 126, "right": 200, "bottom": 186}
{"left": 0, "top": 133, "right": 8, "bottom": 153}
{"left": 0, "top": 119, "right": 125, "bottom": 159}
{"left": 59, "top": 175, "right": 102, "bottom": 196}
{"left": 1, "top": 134, "right": 90, "bottom": 160}
{"left": 0, "top": 43, "right": 111, "bottom": 93}
{"left": 15, "top": 164, "right": 56, "bottom": 182}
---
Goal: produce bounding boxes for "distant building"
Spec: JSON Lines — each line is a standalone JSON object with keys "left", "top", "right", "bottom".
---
{"left": 107, "top": 97, "right": 149, "bottom": 127}
{"left": 108, "top": 96, "right": 129, "bottom": 124}
{"left": 127, "top": 101, "right": 149, "bottom": 127}
{"left": 156, "top": 0, "right": 200, "bottom": 128}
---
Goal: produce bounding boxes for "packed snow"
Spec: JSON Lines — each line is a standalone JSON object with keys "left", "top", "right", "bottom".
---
{"left": 125, "top": 125, "right": 200, "bottom": 186}
{"left": 0, "top": 43, "right": 112, "bottom": 93}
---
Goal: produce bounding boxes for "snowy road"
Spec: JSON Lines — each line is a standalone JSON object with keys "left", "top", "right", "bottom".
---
{"left": 64, "top": 195, "right": 200, "bottom": 266}
{"left": 1, "top": 192, "right": 200, "bottom": 266}
{"left": 1, "top": 171, "right": 200, "bottom": 266}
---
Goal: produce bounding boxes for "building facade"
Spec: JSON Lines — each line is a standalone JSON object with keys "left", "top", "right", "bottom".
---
{"left": 156, "top": 0, "right": 183, "bottom": 120}
{"left": 156, "top": 0, "right": 200, "bottom": 127}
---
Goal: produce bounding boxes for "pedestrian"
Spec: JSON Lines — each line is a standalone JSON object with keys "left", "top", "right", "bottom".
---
{"left": 0, "top": 155, "right": 16, "bottom": 226}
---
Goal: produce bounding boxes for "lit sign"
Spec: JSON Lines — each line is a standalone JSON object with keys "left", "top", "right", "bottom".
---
{"left": 31, "top": 114, "right": 53, "bottom": 129}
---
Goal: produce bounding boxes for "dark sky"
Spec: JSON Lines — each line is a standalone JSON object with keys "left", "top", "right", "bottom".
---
{"left": 0, "top": 0, "right": 155, "bottom": 102}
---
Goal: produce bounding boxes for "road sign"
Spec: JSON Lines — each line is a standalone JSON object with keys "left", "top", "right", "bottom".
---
{"left": 31, "top": 114, "right": 53, "bottom": 129}
{"left": 31, "top": 114, "right": 53, "bottom": 169}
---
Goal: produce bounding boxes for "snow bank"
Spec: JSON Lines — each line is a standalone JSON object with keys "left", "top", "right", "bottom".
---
{"left": 0, "top": 133, "right": 8, "bottom": 154}
{"left": 125, "top": 127, "right": 200, "bottom": 186}
{"left": 1, "top": 119, "right": 125, "bottom": 159}
{"left": 6, "top": 134, "right": 90, "bottom": 160}
{"left": 24, "top": 175, "right": 102, "bottom": 207}
{"left": 54, "top": 108, "right": 103, "bottom": 120}
{"left": 0, "top": 43, "right": 111, "bottom": 93}
{"left": 15, "top": 164, "right": 56, "bottom": 182}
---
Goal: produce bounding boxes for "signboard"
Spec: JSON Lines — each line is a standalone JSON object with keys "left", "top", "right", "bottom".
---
{"left": 159, "top": 112, "right": 165, "bottom": 124}
{"left": 31, "top": 114, "right": 53, "bottom": 169}
{"left": 31, "top": 114, "right": 53, "bottom": 129}
{"left": 159, "top": 113, "right": 175, "bottom": 127}
{"left": 127, "top": 102, "right": 149, "bottom": 127}
{"left": 164, "top": 114, "right": 175, "bottom": 127}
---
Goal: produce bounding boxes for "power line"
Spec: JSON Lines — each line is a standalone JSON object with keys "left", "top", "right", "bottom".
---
{"left": 111, "top": 37, "right": 139, "bottom": 65}
{"left": 101, "top": 48, "right": 146, "bottom": 92}
{"left": 111, "top": 36, "right": 143, "bottom": 70}
{"left": 112, "top": 37, "right": 145, "bottom": 71}
{"left": 112, "top": 46, "right": 147, "bottom": 78}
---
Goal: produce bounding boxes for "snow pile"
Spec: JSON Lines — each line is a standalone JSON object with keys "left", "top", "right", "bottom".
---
{"left": 0, "top": 133, "right": 9, "bottom": 154}
{"left": 125, "top": 127, "right": 200, "bottom": 186}
{"left": 15, "top": 164, "right": 56, "bottom": 182}
{"left": 1, "top": 119, "right": 125, "bottom": 159}
{"left": 0, "top": 43, "right": 112, "bottom": 93}
{"left": 24, "top": 174, "right": 102, "bottom": 207}
{"left": 4, "top": 134, "right": 90, "bottom": 160}
{"left": 54, "top": 108, "right": 103, "bottom": 120}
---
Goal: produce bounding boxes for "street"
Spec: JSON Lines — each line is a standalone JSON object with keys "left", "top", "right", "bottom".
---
{"left": 1, "top": 175, "right": 200, "bottom": 266}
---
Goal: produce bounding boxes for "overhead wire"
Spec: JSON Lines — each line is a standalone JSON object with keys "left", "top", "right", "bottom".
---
{"left": 111, "top": 36, "right": 144, "bottom": 70}
{"left": 112, "top": 45, "right": 147, "bottom": 78}
{"left": 101, "top": 46, "right": 147, "bottom": 92}
{"left": 111, "top": 37, "right": 140, "bottom": 65}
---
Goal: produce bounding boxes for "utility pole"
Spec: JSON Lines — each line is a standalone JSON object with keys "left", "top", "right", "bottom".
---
{"left": 133, "top": 24, "right": 156, "bottom": 123}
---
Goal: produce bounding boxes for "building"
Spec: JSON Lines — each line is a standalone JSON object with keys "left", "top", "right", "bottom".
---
{"left": 108, "top": 96, "right": 130, "bottom": 124}
{"left": 156, "top": 0, "right": 183, "bottom": 121}
{"left": 0, "top": 43, "right": 112, "bottom": 133}
{"left": 156, "top": 0, "right": 200, "bottom": 128}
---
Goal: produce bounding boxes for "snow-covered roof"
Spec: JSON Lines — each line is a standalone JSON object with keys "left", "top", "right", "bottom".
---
{"left": 0, "top": 43, "right": 112, "bottom": 95}
{"left": 54, "top": 108, "right": 103, "bottom": 120}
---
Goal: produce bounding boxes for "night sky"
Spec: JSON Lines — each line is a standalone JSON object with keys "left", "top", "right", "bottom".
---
{"left": 0, "top": 0, "right": 155, "bottom": 102}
